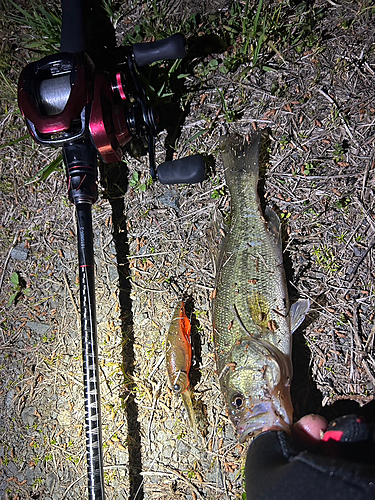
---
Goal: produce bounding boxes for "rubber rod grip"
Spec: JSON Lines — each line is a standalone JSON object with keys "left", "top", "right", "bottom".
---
{"left": 158, "top": 154, "right": 205, "bottom": 185}
{"left": 60, "top": 0, "right": 86, "bottom": 53}
{"left": 132, "top": 34, "right": 186, "bottom": 66}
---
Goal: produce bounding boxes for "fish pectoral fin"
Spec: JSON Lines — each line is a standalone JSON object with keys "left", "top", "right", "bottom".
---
{"left": 230, "top": 304, "right": 290, "bottom": 381}
{"left": 256, "top": 337, "right": 292, "bottom": 380}
{"left": 264, "top": 357, "right": 282, "bottom": 387}
{"left": 290, "top": 298, "right": 310, "bottom": 333}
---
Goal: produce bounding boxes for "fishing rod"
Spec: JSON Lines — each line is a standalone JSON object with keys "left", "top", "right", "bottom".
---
{"left": 17, "top": 1, "right": 205, "bottom": 498}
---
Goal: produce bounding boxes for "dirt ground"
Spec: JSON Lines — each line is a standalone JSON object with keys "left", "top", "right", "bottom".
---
{"left": 0, "top": 1, "right": 375, "bottom": 499}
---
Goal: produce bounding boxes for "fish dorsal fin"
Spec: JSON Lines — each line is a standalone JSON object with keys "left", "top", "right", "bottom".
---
{"left": 290, "top": 298, "right": 310, "bottom": 333}
{"left": 264, "top": 205, "right": 281, "bottom": 249}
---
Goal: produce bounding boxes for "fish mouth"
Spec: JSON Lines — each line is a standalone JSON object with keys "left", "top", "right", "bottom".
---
{"left": 236, "top": 403, "right": 292, "bottom": 443}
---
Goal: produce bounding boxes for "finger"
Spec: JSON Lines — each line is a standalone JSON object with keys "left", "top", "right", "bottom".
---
{"left": 293, "top": 414, "right": 328, "bottom": 444}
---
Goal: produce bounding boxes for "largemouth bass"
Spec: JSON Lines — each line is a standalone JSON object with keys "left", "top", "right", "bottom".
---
{"left": 166, "top": 301, "right": 198, "bottom": 437}
{"left": 213, "top": 133, "right": 309, "bottom": 443}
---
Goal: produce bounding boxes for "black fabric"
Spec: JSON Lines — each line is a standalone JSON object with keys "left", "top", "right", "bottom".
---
{"left": 325, "top": 414, "right": 370, "bottom": 443}
{"left": 245, "top": 428, "right": 375, "bottom": 500}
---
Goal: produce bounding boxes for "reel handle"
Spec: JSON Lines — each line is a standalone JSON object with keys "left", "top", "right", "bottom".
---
{"left": 132, "top": 34, "right": 186, "bottom": 66}
{"left": 158, "top": 155, "right": 205, "bottom": 184}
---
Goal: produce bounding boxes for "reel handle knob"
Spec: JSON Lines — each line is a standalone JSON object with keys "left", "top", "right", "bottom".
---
{"left": 158, "top": 154, "right": 205, "bottom": 185}
{"left": 132, "top": 34, "right": 186, "bottom": 66}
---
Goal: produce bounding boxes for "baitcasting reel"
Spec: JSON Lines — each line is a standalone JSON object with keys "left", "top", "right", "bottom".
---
{"left": 18, "top": 34, "right": 205, "bottom": 187}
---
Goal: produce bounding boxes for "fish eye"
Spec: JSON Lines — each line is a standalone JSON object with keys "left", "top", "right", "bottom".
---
{"left": 173, "top": 383, "right": 181, "bottom": 392}
{"left": 231, "top": 394, "right": 244, "bottom": 409}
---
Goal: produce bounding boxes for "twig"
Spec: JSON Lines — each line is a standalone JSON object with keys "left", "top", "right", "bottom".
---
{"left": 61, "top": 474, "right": 85, "bottom": 499}
{"left": 354, "top": 197, "right": 375, "bottom": 231}
{"left": 348, "top": 239, "right": 375, "bottom": 283}
{"left": 362, "top": 359, "right": 375, "bottom": 386}
{"left": 361, "top": 157, "right": 374, "bottom": 202}
{"left": 63, "top": 273, "right": 80, "bottom": 321}
{"left": 330, "top": 330, "right": 338, "bottom": 361}
{"left": 0, "top": 231, "right": 20, "bottom": 293}
{"left": 316, "top": 88, "right": 353, "bottom": 139}
{"left": 162, "top": 466, "right": 205, "bottom": 499}
{"left": 147, "top": 381, "right": 161, "bottom": 448}
{"left": 365, "top": 321, "right": 375, "bottom": 351}
{"left": 268, "top": 172, "right": 361, "bottom": 180}
{"left": 349, "top": 320, "right": 354, "bottom": 382}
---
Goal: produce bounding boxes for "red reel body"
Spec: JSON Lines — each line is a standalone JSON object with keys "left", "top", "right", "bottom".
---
{"left": 89, "top": 72, "right": 132, "bottom": 163}
{"left": 18, "top": 53, "right": 133, "bottom": 163}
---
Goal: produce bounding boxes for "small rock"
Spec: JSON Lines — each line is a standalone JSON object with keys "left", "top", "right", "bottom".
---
{"left": 46, "top": 472, "right": 57, "bottom": 492}
{"left": 176, "top": 440, "right": 191, "bottom": 455}
{"left": 21, "top": 406, "right": 36, "bottom": 426}
{"left": 11, "top": 244, "right": 28, "bottom": 261}
{"left": 26, "top": 466, "right": 36, "bottom": 485}
{"left": 157, "top": 430, "right": 167, "bottom": 442}
{"left": 157, "top": 189, "right": 180, "bottom": 212}
{"left": 352, "top": 245, "right": 367, "bottom": 258}
{"left": 163, "top": 445, "right": 173, "bottom": 459}
{"left": 108, "top": 265, "right": 118, "bottom": 282}
{"left": 164, "top": 419, "right": 175, "bottom": 431}
{"left": 5, "top": 389, "right": 15, "bottom": 409}
{"left": 26, "top": 321, "right": 50, "bottom": 335}
{"left": 138, "top": 245, "right": 148, "bottom": 256}
{"left": 5, "top": 461, "right": 19, "bottom": 478}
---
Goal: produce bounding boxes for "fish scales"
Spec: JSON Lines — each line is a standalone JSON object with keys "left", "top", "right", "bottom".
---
{"left": 213, "top": 133, "right": 293, "bottom": 442}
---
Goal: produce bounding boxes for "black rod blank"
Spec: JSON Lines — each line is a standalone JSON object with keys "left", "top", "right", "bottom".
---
{"left": 76, "top": 203, "right": 105, "bottom": 500}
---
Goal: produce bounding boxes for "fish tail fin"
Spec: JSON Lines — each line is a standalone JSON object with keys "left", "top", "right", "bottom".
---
{"left": 220, "top": 132, "right": 261, "bottom": 188}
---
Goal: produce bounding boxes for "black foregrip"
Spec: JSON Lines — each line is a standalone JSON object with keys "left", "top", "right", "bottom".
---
{"left": 64, "top": 141, "right": 98, "bottom": 204}
{"left": 132, "top": 34, "right": 186, "bottom": 66}
{"left": 60, "top": 0, "right": 86, "bottom": 53}
{"left": 158, "top": 154, "right": 205, "bottom": 184}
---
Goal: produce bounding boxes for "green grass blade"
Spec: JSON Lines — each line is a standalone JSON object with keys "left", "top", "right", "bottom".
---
{"left": 252, "top": 0, "right": 263, "bottom": 37}
{"left": 0, "top": 135, "right": 30, "bottom": 150}
{"left": 26, "top": 154, "right": 63, "bottom": 184}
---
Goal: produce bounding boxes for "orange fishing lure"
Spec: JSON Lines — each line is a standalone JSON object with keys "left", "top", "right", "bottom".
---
{"left": 166, "top": 301, "right": 192, "bottom": 394}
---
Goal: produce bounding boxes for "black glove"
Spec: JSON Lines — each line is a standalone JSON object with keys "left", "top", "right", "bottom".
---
{"left": 245, "top": 415, "right": 375, "bottom": 500}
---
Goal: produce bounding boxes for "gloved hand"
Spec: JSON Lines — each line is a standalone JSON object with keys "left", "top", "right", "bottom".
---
{"left": 245, "top": 414, "right": 375, "bottom": 500}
